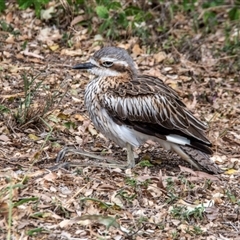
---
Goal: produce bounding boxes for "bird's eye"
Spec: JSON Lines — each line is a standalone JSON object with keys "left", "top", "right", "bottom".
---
{"left": 102, "top": 61, "right": 113, "bottom": 67}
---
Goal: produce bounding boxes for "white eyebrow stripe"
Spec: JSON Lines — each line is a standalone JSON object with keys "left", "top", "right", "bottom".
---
{"left": 115, "top": 60, "right": 129, "bottom": 67}
{"left": 100, "top": 57, "right": 116, "bottom": 62}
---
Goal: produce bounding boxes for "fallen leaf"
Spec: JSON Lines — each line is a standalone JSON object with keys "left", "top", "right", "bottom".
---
{"left": 48, "top": 44, "right": 59, "bottom": 51}
{"left": 77, "top": 215, "right": 120, "bottom": 230}
{"left": 224, "top": 169, "right": 237, "bottom": 175}
{"left": 41, "top": 6, "right": 55, "bottom": 20}
{"left": 153, "top": 51, "right": 167, "bottom": 63}
{"left": 71, "top": 15, "right": 86, "bottom": 26}
{"left": 0, "top": 135, "right": 10, "bottom": 142}
{"left": 132, "top": 44, "right": 143, "bottom": 56}
{"left": 74, "top": 114, "right": 85, "bottom": 121}
{"left": 88, "top": 125, "right": 97, "bottom": 136}
{"left": 28, "top": 134, "right": 39, "bottom": 141}
{"left": 43, "top": 172, "right": 57, "bottom": 182}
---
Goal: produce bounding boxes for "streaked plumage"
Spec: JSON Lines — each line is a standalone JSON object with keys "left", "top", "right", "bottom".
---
{"left": 72, "top": 46, "right": 222, "bottom": 174}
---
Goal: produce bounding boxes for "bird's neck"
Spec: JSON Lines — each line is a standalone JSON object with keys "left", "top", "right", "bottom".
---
{"left": 89, "top": 71, "right": 133, "bottom": 91}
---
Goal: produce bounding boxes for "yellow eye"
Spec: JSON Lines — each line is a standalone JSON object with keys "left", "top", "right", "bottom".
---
{"left": 102, "top": 61, "right": 113, "bottom": 67}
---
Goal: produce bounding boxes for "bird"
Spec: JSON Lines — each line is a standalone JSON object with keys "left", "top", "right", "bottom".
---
{"left": 58, "top": 46, "right": 223, "bottom": 174}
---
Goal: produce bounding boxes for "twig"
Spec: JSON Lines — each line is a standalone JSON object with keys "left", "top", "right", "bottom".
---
{"left": 222, "top": 88, "right": 240, "bottom": 94}
{"left": 222, "top": 222, "right": 239, "bottom": 233}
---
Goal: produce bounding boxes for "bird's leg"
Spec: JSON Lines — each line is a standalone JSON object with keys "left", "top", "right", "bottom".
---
{"left": 53, "top": 147, "right": 131, "bottom": 170}
{"left": 126, "top": 143, "right": 135, "bottom": 168}
{"left": 56, "top": 147, "right": 111, "bottom": 163}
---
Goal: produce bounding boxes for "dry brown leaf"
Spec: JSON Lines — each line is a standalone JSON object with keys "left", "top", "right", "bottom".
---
{"left": 132, "top": 44, "right": 143, "bottom": 56}
{"left": 0, "top": 135, "right": 10, "bottom": 142}
{"left": 71, "top": 15, "right": 86, "bottom": 26}
{"left": 88, "top": 125, "right": 97, "bottom": 136}
{"left": 153, "top": 51, "right": 167, "bottom": 63}
{"left": 61, "top": 49, "right": 83, "bottom": 56}
{"left": 74, "top": 114, "right": 85, "bottom": 121}
{"left": 43, "top": 172, "right": 57, "bottom": 182}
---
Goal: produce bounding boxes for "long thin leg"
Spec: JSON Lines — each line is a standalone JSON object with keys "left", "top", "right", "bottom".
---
{"left": 126, "top": 143, "right": 135, "bottom": 168}
{"left": 54, "top": 147, "right": 132, "bottom": 170}
{"left": 56, "top": 147, "right": 111, "bottom": 163}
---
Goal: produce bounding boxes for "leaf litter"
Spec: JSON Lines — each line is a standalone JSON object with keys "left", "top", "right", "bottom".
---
{"left": 0, "top": 2, "right": 240, "bottom": 240}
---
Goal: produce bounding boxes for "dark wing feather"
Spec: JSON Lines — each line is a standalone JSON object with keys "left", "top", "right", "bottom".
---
{"left": 101, "top": 75, "right": 212, "bottom": 153}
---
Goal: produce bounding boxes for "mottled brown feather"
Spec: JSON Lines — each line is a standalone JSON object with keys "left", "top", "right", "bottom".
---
{"left": 101, "top": 74, "right": 212, "bottom": 154}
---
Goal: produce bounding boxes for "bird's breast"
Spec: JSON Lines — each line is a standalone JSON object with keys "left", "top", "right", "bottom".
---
{"left": 84, "top": 77, "right": 112, "bottom": 134}
{"left": 84, "top": 77, "right": 141, "bottom": 147}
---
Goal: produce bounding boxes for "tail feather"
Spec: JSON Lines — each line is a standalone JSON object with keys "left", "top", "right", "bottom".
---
{"left": 188, "top": 141, "right": 213, "bottom": 155}
{"left": 180, "top": 146, "right": 223, "bottom": 174}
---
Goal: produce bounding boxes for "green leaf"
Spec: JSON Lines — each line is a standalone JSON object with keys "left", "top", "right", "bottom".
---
{"left": 13, "top": 197, "right": 39, "bottom": 207}
{"left": 27, "top": 227, "right": 45, "bottom": 236}
{"left": 109, "top": 1, "right": 121, "bottom": 10}
{"left": 202, "top": 0, "right": 224, "bottom": 8}
{"left": 0, "top": 0, "right": 6, "bottom": 12}
{"left": 118, "top": 12, "right": 128, "bottom": 27}
{"left": 95, "top": 5, "right": 109, "bottom": 19}
{"left": 125, "top": 6, "right": 142, "bottom": 16}
{"left": 138, "top": 159, "right": 153, "bottom": 167}
{"left": 63, "top": 121, "right": 75, "bottom": 129}
{"left": 228, "top": 7, "right": 240, "bottom": 20}
{"left": 17, "top": 0, "right": 50, "bottom": 18}
{"left": 17, "top": 0, "right": 33, "bottom": 10}
{"left": 99, "top": 19, "right": 110, "bottom": 33}
{"left": 0, "top": 105, "right": 10, "bottom": 113}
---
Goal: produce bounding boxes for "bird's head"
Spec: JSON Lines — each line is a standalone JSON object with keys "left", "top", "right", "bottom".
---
{"left": 73, "top": 47, "right": 138, "bottom": 77}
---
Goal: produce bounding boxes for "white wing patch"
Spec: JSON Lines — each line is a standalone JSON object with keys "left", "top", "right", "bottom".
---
{"left": 166, "top": 134, "right": 190, "bottom": 145}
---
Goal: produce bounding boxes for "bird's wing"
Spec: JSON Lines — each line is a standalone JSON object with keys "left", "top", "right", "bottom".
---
{"left": 101, "top": 75, "right": 212, "bottom": 151}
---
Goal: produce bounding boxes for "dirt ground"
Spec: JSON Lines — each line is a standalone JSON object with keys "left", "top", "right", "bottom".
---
{"left": 0, "top": 2, "right": 240, "bottom": 240}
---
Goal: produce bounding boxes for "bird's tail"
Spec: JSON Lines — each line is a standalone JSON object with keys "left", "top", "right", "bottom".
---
{"left": 180, "top": 146, "right": 223, "bottom": 174}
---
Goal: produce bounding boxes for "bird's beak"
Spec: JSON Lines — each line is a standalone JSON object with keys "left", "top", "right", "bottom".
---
{"left": 72, "top": 62, "right": 95, "bottom": 70}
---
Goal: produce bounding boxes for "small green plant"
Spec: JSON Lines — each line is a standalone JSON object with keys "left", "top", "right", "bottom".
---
{"left": 0, "top": 20, "right": 13, "bottom": 32}
{"left": 27, "top": 227, "right": 46, "bottom": 236}
{"left": 137, "top": 216, "right": 148, "bottom": 224}
{"left": 17, "top": 0, "right": 50, "bottom": 18}
{"left": 14, "top": 72, "right": 64, "bottom": 128}
{"left": 80, "top": 197, "right": 113, "bottom": 210}
{"left": 116, "top": 189, "right": 136, "bottom": 203}
{"left": 0, "top": 105, "right": 10, "bottom": 114}
{"left": 204, "top": 179, "right": 213, "bottom": 189}
{"left": 138, "top": 160, "right": 153, "bottom": 167}
{"left": 166, "top": 177, "right": 174, "bottom": 191}
{"left": 171, "top": 205, "right": 185, "bottom": 218}
{"left": 92, "top": 1, "right": 153, "bottom": 41}
{"left": 15, "top": 73, "right": 43, "bottom": 126}
{"left": 51, "top": 198, "right": 71, "bottom": 218}
{"left": 171, "top": 230, "right": 179, "bottom": 239}
{"left": 185, "top": 225, "right": 204, "bottom": 236}
{"left": 125, "top": 177, "right": 137, "bottom": 187}
{"left": 171, "top": 204, "right": 205, "bottom": 222}
{"left": 1, "top": 179, "right": 38, "bottom": 239}
{"left": 193, "top": 225, "right": 203, "bottom": 235}
{"left": 178, "top": 175, "right": 195, "bottom": 189}
{"left": 165, "top": 177, "right": 179, "bottom": 203}
{"left": 0, "top": 1, "right": 5, "bottom": 12}
{"left": 225, "top": 190, "right": 237, "bottom": 204}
